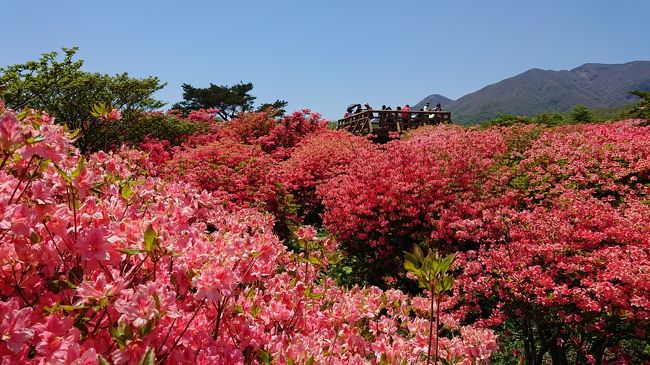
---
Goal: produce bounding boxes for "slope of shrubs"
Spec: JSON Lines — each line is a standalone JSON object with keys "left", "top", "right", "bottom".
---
{"left": 1, "top": 99, "right": 648, "bottom": 364}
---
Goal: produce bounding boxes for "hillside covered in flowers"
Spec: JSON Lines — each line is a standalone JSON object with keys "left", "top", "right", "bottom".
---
{"left": 1, "top": 101, "right": 648, "bottom": 364}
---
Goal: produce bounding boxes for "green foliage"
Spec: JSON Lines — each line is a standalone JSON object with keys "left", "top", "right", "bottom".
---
{"left": 122, "top": 113, "right": 208, "bottom": 147}
{"left": 172, "top": 82, "right": 287, "bottom": 120}
{"left": 404, "top": 245, "right": 457, "bottom": 365}
{"left": 138, "top": 348, "right": 155, "bottom": 365}
{"left": 625, "top": 90, "right": 650, "bottom": 121}
{"left": 0, "top": 47, "right": 167, "bottom": 152}
{"left": 173, "top": 82, "right": 255, "bottom": 120}
{"left": 256, "top": 100, "right": 288, "bottom": 117}
{"left": 47, "top": 71, "right": 166, "bottom": 151}
{"left": 570, "top": 104, "right": 594, "bottom": 123}
{"left": 403, "top": 246, "right": 456, "bottom": 295}
{"left": 480, "top": 114, "right": 528, "bottom": 128}
{"left": 529, "top": 112, "right": 566, "bottom": 126}
{"left": 0, "top": 47, "right": 83, "bottom": 110}
{"left": 481, "top": 112, "right": 568, "bottom": 129}
{"left": 0, "top": 48, "right": 165, "bottom": 124}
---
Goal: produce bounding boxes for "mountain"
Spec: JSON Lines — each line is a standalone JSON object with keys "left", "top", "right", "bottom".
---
{"left": 414, "top": 61, "right": 650, "bottom": 124}
{"left": 413, "top": 94, "right": 452, "bottom": 108}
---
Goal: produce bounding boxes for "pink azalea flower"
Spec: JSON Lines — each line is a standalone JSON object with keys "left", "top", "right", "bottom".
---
{"left": 75, "top": 227, "right": 110, "bottom": 261}
{"left": 0, "top": 112, "right": 22, "bottom": 151}
{"left": 76, "top": 272, "right": 123, "bottom": 304}
{"left": 0, "top": 299, "right": 34, "bottom": 354}
{"left": 106, "top": 108, "right": 122, "bottom": 121}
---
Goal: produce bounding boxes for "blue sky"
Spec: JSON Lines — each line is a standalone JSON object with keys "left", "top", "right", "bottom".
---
{"left": 2, "top": 0, "right": 649, "bottom": 120}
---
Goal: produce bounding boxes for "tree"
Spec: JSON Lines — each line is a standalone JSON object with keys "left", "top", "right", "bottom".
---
{"left": 0, "top": 47, "right": 83, "bottom": 110}
{"left": 625, "top": 90, "right": 650, "bottom": 121}
{"left": 0, "top": 48, "right": 165, "bottom": 122}
{"left": 256, "top": 99, "right": 288, "bottom": 117}
{"left": 173, "top": 82, "right": 287, "bottom": 120}
{"left": 530, "top": 112, "right": 566, "bottom": 126}
{"left": 570, "top": 104, "right": 594, "bottom": 123}
{"left": 0, "top": 47, "right": 167, "bottom": 152}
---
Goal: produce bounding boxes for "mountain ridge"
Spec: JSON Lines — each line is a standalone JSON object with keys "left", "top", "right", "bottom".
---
{"left": 414, "top": 61, "right": 650, "bottom": 124}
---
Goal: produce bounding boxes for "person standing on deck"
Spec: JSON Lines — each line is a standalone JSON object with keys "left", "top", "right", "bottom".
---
{"left": 400, "top": 104, "right": 410, "bottom": 120}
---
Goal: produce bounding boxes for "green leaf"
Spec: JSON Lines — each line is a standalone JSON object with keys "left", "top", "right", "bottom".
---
{"left": 327, "top": 251, "right": 342, "bottom": 265}
{"left": 412, "top": 245, "right": 424, "bottom": 260}
{"left": 117, "top": 248, "right": 144, "bottom": 255}
{"left": 442, "top": 276, "right": 455, "bottom": 292}
{"left": 26, "top": 135, "right": 45, "bottom": 144}
{"left": 53, "top": 163, "right": 71, "bottom": 183}
{"left": 305, "top": 287, "right": 324, "bottom": 299}
{"left": 144, "top": 224, "right": 157, "bottom": 252}
{"left": 138, "top": 348, "right": 155, "bottom": 365}
{"left": 68, "top": 128, "right": 81, "bottom": 139}
{"left": 43, "top": 303, "right": 61, "bottom": 313}
{"left": 439, "top": 253, "right": 457, "bottom": 273}
{"left": 403, "top": 251, "right": 420, "bottom": 272}
{"left": 29, "top": 231, "right": 41, "bottom": 243}
{"left": 138, "top": 321, "right": 153, "bottom": 338}
{"left": 98, "top": 355, "right": 112, "bottom": 365}
{"left": 60, "top": 304, "right": 86, "bottom": 311}
{"left": 71, "top": 156, "right": 85, "bottom": 178}
{"left": 251, "top": 304, "right": 261, "bottom": 317}
{"left": 109, "top": 326, "right": 126, "bottom": 348}
{"left": 120, "top": 183, "right": 133, "bottom": 200}
{"left": 46, "top": 279, "right": 77, "bottom": 293}
{"left": 257, "top": 349, "right": 272, "bottom": 364}
{"left": 305, "top": 355, "right": 315, "bottom": 365}
{"left": 91, "top": 101, "right": 107, "bottom": 117}
{"left": 403, "top": 259, "right": 419, "bottom": 275}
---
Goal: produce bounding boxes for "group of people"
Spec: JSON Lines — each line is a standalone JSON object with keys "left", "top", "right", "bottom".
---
{"left": 344, "top": 102, "right": 442, "bottom": 118}
{"left": 422, "top": 102, "right": 443, "bottom": 112}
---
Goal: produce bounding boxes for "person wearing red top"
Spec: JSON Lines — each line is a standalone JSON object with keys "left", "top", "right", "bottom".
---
{"left": 400, "top": 104, "right": 411, "bottom": 120}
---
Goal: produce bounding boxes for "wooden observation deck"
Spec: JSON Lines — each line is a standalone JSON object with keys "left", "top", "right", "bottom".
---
{"left": 337, "top": 110, "right": 451, "bottom": 137}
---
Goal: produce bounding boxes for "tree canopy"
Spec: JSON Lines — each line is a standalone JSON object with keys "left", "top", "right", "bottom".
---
{"left": 0, "top": 47, "right": 167, "bottom": 152}
{"left": 0, "top": 48, "right": 166, "bottom": 126}
{"left": 570, "top": 104, "right": 594, "bottom": 123}
{"left": 626, "top": 90, "right": 650, "bottom": 121}
{"left": 172, "top": 82, "right": 287, "bottom": 120}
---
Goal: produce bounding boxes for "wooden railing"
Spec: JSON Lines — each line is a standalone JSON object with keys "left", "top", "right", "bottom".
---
{"left": 337, "top": 110, "right": 451, "bottom": 136}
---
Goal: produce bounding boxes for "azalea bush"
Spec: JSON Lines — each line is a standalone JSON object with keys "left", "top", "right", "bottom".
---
{"left": 184, "top": 109, "right": 326, "bottom": 158}
{"left": 0, "top": 103, "right": 498, "bottom": 364}
{"left": 455, "top": 191, "right": 650, "bottom": 364}
{"left": 2, "top": 93, "right": 648, "bottom": 365}
{"left": 163, "top": 138, "right": 278, "bottom": 209}
{"left": 277, "top": 129, "right": 378, "bottom": 224}
{"left": 319, "top": 125, "right": 510, "bottom": 284}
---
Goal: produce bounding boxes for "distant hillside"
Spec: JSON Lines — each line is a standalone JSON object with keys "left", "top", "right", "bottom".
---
{"left": 413, "top": 94, "right": 452, "bottom": 108}
{"left": 414, "top": 61, "right": 650, "bottom": 124}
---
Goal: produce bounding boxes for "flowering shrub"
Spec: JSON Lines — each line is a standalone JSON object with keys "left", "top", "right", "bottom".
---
{"left": 277, "top": 129, "right": 378, "bottom": 223}
{"left": 456, "top": 191, "right": 650, "bottom": 363}
{"left": 163, "top": 139, "right": 278, "bottom": 209}
{"left": 185, "top": 109, "right": 326, "bottom": 158}
{"left": 0, "top": 105, "right": 498, "bottom": 364}
{"left": 511, "top": 120, "right": 650, "bottom": 203}
{"left": 4, "top": 95, "right": 648, "bottom": 364}
{"left": 319, "top": 125, "right": 509, "bottom": 282}
{"left": 253, "top": 109, "right": 327, "bottom": 160}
